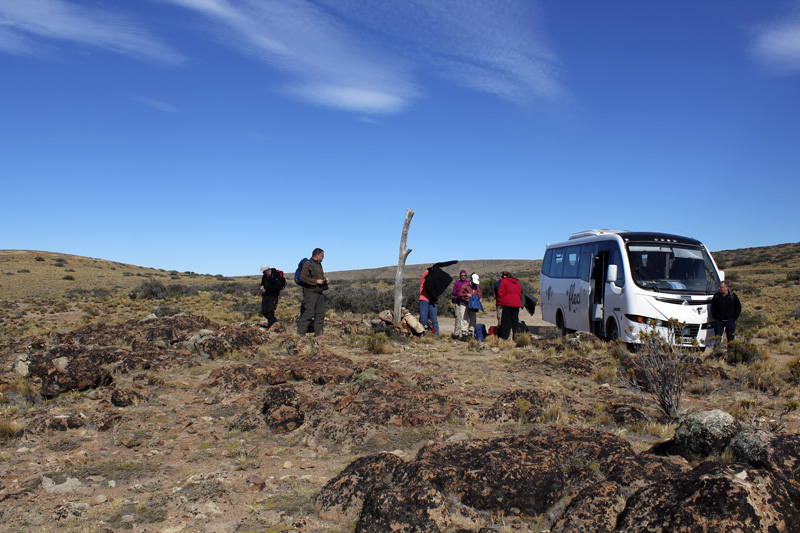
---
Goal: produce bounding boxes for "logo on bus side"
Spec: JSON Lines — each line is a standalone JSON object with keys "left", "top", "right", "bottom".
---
{"left": 546, "top": 286, "right": 553, "bottom": 301}
{"left": 567, "top": 283, "right": 581, "bottom": 311}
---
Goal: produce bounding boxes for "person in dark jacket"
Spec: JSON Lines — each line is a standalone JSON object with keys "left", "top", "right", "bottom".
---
{"left": 260, "top": 264, "right": 286, "bottom": 329}
{"left": 497, "top": 271, "right": 522, "bottom": 340}
{"left": 297, "top": 248, "right": 328, "bottom": 336}
{"left": 710, "top": 280, "right": 742, "bottom": 344}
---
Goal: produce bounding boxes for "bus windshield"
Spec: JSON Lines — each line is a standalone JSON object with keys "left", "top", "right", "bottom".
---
{"left": 626, "top": 243, "right": 720, "bottom": 293}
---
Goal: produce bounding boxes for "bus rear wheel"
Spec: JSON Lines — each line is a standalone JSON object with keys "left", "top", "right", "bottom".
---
{"left": 556, "top": 310, "right": 567, "bottom": 336}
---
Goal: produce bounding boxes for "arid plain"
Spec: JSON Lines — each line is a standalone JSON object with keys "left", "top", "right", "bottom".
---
{"left": 1, "top": 244, "right": 799, "bottom": 532}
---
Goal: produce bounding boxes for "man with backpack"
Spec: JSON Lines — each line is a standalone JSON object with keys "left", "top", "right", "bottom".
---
{"left": 297, "top": 248, "right": 329, "bottom": 336}
{"left": 710, "top": 280, "right": 742, "bottom": 346}
{"left": 260, "top": 264, "right": 286, "bottom": 329}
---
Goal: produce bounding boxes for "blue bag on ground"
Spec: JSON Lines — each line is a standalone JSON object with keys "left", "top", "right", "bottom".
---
{"left": 474, "top": 323, "right": 487, "bottom": 341}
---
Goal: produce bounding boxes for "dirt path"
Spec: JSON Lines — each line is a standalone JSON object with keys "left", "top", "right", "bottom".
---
{"left": 433, "top": 305, "right": 549, "bottom": 335}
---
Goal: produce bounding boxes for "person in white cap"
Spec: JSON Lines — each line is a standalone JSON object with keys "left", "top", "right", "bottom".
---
{"left": 259, "top": 264, "right": 286, "bottom": 328}
{"left": 457, "top": 272, "right": 483, "bottom": 339}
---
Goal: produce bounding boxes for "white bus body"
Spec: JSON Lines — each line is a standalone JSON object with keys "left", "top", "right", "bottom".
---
{"left": 539, "top": 230, "right": 724, "bottom": 346}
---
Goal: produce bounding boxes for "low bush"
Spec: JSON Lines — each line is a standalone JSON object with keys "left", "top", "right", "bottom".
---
{"left": 363, "top": 332, "right": 393, "bottom": 354}
{"left": 129, "top": 280, "right": 169, "bottom": 300}
{"left": 738, "top": 311, "right": 770, "bottom": 333}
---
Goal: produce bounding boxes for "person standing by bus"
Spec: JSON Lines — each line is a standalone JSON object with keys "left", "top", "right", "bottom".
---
{"left": 710, "top": 280, "right": 742, "bottom": 345}
{"left": 498, "top": 271, "right": 522, "bottom": 340}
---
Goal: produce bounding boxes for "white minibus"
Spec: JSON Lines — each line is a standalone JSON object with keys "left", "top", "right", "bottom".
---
{"left": 539, "top": 230, "right": 724, "bottom": 346}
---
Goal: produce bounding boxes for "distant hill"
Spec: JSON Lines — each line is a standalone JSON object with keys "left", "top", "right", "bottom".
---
{"left": 327, "top": 259, "right": 542, "bottom": 282}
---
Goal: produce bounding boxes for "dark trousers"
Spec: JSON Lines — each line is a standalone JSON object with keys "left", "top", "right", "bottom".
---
{"left": 298, "top": 290, "right": 325, "bottom": 335}
{"left": 500, "top": 306, "right": 520, "bottom": 340}
{"left": 261, "top": 295, "right": 278, "bottom": 327}
{"left": 714, "top": 319, "right": 736, "bottom": 342}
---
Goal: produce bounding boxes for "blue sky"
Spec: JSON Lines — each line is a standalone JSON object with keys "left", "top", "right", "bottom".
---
{"left": 2, "top": 0, "right": 799, "bottom": 276}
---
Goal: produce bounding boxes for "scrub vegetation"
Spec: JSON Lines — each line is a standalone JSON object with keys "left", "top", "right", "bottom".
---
{"left": 0, "top": 244, "right": 799, "bottom": 530}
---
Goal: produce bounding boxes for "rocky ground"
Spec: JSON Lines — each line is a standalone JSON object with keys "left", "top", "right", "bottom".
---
{"left": 2, "top": 306, "right": 800, "bottom": 532}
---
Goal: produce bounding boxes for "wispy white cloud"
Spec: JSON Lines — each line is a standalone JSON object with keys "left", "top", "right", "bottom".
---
{"left": 0, "top": 0, "right": 184, "bottom": 65}
{"left": 749, "top": 6, "right": 800, "bottom": 73}
{"left": 312, "top": 0, "right": 564, "bottom": 107}
{"left": 164, "top": 0, "right": 562, "bottom": 113}
{"left": 133, "top": 96, "right": 187, "bottom": 115}
{"left": 163, "top": 0, "right": 418, "bottom": 113}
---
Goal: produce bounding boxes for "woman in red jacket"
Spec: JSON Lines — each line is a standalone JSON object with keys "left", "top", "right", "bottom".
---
{"left": 497, "top": 271, "right": 522, "bottom": 340}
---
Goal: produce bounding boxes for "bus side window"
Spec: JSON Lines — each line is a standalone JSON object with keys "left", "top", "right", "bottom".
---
{"left": 563, "top": 245, "right": 581, "bottom": 278}
{"left": 551, "top": 248, "right": 565, "bottom": 278}
{"left": 542, "top": 249, "right": 552, "bottom": 277}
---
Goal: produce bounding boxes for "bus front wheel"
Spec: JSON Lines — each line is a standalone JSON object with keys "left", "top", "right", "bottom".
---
{"left": 606, "top": 319, "right": 619, "bottom": 342}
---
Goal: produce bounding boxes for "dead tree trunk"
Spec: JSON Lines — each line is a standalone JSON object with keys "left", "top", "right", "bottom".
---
{"left": 393, "top": 209, "right": 414, "bottom": 326}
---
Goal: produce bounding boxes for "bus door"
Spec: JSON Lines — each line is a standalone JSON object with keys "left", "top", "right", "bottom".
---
{"left": 597, "top": 241, "right": 625, "bottom": 337}
{"left": 576, "top": 244, "right": 596, "bottom": 335}
{"left": 589, "top": 247, "right": 608, "bottom": 337}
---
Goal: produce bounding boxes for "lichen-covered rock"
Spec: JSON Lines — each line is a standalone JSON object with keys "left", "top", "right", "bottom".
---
{"left": 730, "top": 431, "right": 800, "bottom": 508}
{"left": 315, "top": 452, "right": 406, "bottom": 523}
{"left": 188, "top": 330, "right": 232, "bottom": 359}
{"left": 673, "top": 409, "right": 741, "bottom": 459}
{"left": 206, "top": 361, "right": 288, "bottom": 392}
{"left": 356, "top": 482, "right": 452, "bottom": 533}
{"left": 262, "top": 383, "right": 307, "bottom": 433}
{"left": 290, "top": 352, "right": 356, "bottom": 384}
{"left": 348, "top": 381, "right": 459, "bottom": 427}
{"left": 616, "top": 461, "right": 800, "bottom": 532}
{"left": 219, "top": 322, "right": 271, "bottom": 351}
{"left": 524, "top": 425, "right": 636, "bottom": 489}
{"left": 551, "top": 480, "right": 626, "bottom": 533}
{"left": 28, "top": 355, "right": 113, "bottom": 398}
{"left": 409, "top": 437, "right": 565, "bottom": 516}
{"left": 111, "top": 387, "right": 149, "bottom": 407}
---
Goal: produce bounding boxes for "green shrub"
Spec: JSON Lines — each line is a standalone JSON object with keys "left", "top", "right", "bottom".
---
{"left": 327, "top": 284, "right": 417, "bottom": 315}
{"left": 228, "top": 298, "right": 260, "bottom": 320}
{"left": 738, "top": 311, "right": 770, "bottom": 333}
{"left": 725, "top": 340, "right": 763, "bottom": 365}
{"left": 62, "top": 275, "right": 75, "bottom": 281}
{"left": 363, "top": 332, "right": 393, "bottom": 354}
{"left": 129, "top": 279, "right": 169, "bottom": 300}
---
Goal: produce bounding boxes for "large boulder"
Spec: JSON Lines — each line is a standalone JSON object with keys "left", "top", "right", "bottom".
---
{"left": 27, "top": 354, "right": 113, "bottom": 398}
{"left": 730, "top": 431, "right": 800, "bottom": 507}
{"left": 674, "top": 409, "right": 741, "bottom": 458}
{"left": 616, "top": 461, "right": 800, "bottom": 532}
{"left": 315, "top": 452, "right": 406, "bottom": 524}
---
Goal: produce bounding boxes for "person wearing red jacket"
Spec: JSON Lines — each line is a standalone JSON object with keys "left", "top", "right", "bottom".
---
{"left": 497, "top": 271, "right": 522, "bottom": 340}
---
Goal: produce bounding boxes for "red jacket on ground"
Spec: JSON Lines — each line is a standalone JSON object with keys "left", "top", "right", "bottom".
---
{"left": 498, "top": 277, "right": 522, "bottom": 308}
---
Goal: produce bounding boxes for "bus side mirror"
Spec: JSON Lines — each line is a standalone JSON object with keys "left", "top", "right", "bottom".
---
{"left": 719, "top": 270, "right": 725, "bottom": 281}
{"left": 607, "top": 264, "right": 618, "bottom": 284}
{"left": 607, "top": 264, "right": 622, "bottom": 295}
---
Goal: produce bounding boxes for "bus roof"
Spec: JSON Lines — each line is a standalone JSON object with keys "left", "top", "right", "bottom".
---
{"left": 549, "top": 230, "right": 704, "bottom": 248}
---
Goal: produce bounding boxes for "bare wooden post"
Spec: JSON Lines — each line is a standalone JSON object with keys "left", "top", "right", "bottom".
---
{"left": 393, "top": 209, "right": 414, "bottom": 326}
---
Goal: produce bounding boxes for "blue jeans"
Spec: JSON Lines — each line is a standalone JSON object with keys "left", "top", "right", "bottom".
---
{"left": 419, "top": 300, "right": 439, "bottom": 335}
{"left": 714, "top": 319, "right": 736, "bottom": 342}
